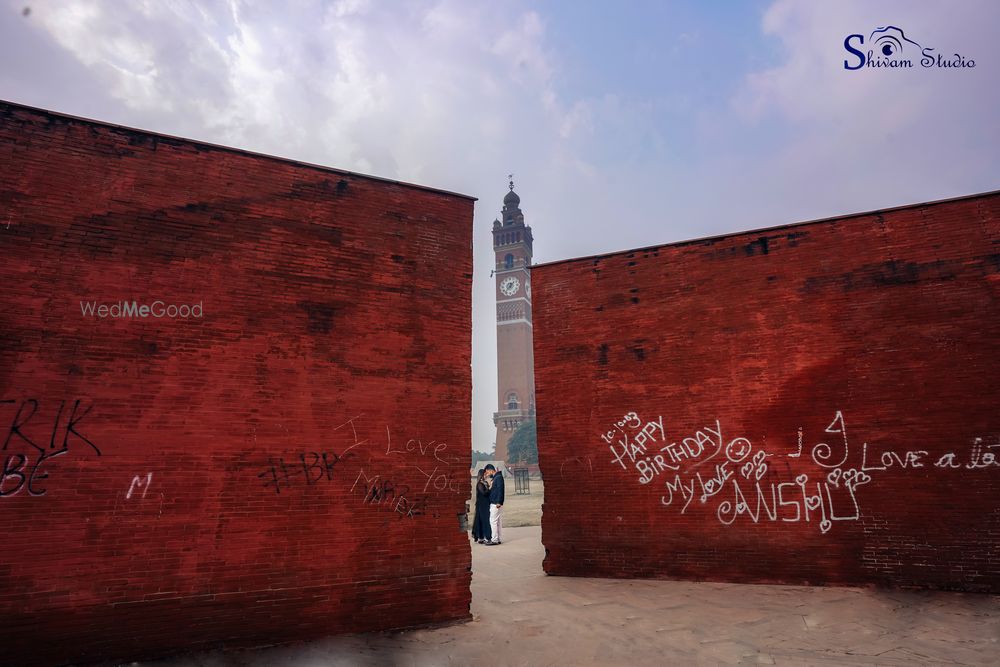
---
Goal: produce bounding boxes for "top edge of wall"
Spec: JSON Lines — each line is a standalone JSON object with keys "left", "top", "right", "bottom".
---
{"left": 532, "top": 188, "right": 1000, "bottom": 269}
{"left": 0, "top": 98, "right": 477, "bottom": 202}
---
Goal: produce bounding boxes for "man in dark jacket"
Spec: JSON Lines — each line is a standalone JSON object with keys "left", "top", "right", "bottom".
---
{"left": 484, "top": 464, "right": 504, "bottom": 545}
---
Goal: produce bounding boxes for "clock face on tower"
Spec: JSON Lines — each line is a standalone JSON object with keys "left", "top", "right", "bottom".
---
{"left": 500, "top": 276, "right": 520, "bottom": 296}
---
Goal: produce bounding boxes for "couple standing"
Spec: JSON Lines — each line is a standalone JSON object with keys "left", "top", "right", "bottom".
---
{"left": 473, "top": 464, "right": 504, "bottom": 545}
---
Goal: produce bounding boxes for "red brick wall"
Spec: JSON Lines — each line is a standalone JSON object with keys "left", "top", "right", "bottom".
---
{"left": 533, "top": 192, "right": 1000, "bottom": 592}
{"left": 0, "top": 101, "right": 474, "bottom": 665}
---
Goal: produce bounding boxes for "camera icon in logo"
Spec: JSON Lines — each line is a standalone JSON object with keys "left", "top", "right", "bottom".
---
{"left": 869, "top": 26, "right": 921, "bottom": 57}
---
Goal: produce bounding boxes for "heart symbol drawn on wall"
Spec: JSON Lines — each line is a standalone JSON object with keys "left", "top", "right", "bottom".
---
{"left": 795, "top": 474, "right": 809, "bottom": 486}
{"left": 805, "top": 495, "right": 822, "bottom": 511}
{"left": 845, "top": 469, "right": 872, "bottom": 490}
{"left": 820, "top": 519, "right": 832, "bottom": 534}
{"left": 827, "top": 469, "right": 842, "bottom": 487}
{"left": 741, "top": 462, "right": 755, "bottom": 478}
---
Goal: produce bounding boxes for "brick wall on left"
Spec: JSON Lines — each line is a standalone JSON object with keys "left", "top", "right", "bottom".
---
{"left": 0, "top": 100, "right": 475, "bottom": 666}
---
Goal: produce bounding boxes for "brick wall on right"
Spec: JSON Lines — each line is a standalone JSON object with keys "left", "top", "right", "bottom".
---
{"left": 532, "top": 191, "right": 1000, "bottom": 592}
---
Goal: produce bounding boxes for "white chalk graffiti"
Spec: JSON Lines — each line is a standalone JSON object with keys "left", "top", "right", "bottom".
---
{"left": 257, "top": 415, "right": 460, "bottom": 503}
{"left": 414, "top": 464, "right": 466, "bottom": 495}
{"left": 126, "top": 472, "right": 153, "bottom": 500}
{"left": 601, "top": 410, "right": 998, "bottom": 534}
{"left": 381, "top": 422, "right": 462, "bottom": 494}
{"left": 607, "top": 415, "right": 674, "bottom": 484}
{"left": 600, "top": 411, "right": 642, "bottom": 444}
{"left": 785, "top": 411, "right": 849, "bottom": 468}
{"left": 559, "top": 456, "right": 594, "bottom": 477}
{"left": 935, "top": 439, "right": 999, "bottom": 469}
{"left": 384, "top": 427, "right": 456, "bottom": 465}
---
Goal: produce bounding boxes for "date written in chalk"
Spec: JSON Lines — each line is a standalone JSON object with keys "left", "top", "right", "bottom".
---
{"left": 258, "top": 449, "right": 356, "bottom": 494}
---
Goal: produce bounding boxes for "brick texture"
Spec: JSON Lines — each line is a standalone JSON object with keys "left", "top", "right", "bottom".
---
{"left": 533, "top": 192, "right": 1000, "bottom": 592}
{"left": 0, "top": 101, "right": 474, "bottom": 665}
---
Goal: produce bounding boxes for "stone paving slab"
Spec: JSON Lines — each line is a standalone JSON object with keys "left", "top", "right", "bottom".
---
{"left": 141, "top": 526, "right": 999, "bottom": 666}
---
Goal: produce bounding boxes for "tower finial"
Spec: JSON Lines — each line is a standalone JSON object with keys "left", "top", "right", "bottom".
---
{"left": 508, "top": 173, "right": 514, "bottom": 191}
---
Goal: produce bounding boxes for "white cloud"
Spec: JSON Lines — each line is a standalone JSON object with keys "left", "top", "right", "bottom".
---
{"left": 690, "top": 0, "right": 1000, "bottom": 230}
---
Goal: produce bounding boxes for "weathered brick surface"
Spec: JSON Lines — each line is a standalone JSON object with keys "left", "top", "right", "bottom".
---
{"left": 0, "top": 101, "right": 474, "bottom": 665}
{"left": 533, "top": 192, "right": 1000, "bottom": 592}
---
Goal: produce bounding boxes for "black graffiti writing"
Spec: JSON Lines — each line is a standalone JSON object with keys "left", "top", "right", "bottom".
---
{"left": 0, "top": 398, "right": 99, "bottom": 500}
{"left": 351, "top": 469, "right": 431, "bottom": 519}
{"left": 1, "top": 398, "right": 100, "bottom": 456}
{"left": 258, "top": 449, "right": 357, "bottom": 494}
{"left": 0, "top": 449, "right": 69, "bottom": 497}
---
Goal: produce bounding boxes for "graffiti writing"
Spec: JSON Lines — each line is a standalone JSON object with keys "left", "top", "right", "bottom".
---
{"left": 1, "top": 398, "right": 100, "bottom": 455}
{"left": 606, "top": 414, "right": 673, "bottom": 484}
{"left": 1, "top": 399, "right": 100, "bottom": 499}
{"left": 258, "top": 449, "right": 357, "bottom": 494}
{"left": 560, "top": 456, "right": 594, "bottom": 477}
{"left": 127, "top": 473, "right": 153, "bottom": 500}
{"left": 351, "top": 469, "right": 431, "bottom": 519}
{"left": 384, "top": 427, "right": 456, "bottom": 464}
{"left": 255, "top": 415, "right": 454, "bottom": 520}
{"left": 605, "top": 409, "right": 998, "bottom": 534}
{"left": 600, "top": 411, "right": 642, "bottom": 444}
{"left": 0, "top": 449, "right": 69, "bottom": 497}
{"left": 415, "top": 464, "right": 467, "bottom": 495}
{"left": 934, "top": 440, "right": 1000, "bottom": 469}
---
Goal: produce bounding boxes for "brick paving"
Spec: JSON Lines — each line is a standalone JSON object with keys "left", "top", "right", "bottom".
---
{"left": 145, "top": 526, "right": 999, "bottom": 666}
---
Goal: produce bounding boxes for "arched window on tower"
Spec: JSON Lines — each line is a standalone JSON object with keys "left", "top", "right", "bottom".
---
{"left": 506, "top": 392, "right": 519, "bottom": 411}
{"left": 504, "top": 253, "right": 514, "bottom": 269}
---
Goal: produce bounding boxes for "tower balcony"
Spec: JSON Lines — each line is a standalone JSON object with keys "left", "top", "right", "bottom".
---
{"left": 492, "top": 407, "right": 535, "bottom": 432}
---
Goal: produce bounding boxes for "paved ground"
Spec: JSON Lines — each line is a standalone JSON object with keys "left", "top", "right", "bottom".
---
{"left": 146, "top": 526, "right": 999, "bottom": 666}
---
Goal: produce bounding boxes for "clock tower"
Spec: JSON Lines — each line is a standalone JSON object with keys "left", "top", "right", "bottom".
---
{"left": 492, "top": 177, "right": 535, "bottom": 464}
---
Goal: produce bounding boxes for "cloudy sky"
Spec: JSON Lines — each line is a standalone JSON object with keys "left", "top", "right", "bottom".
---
{"left": 2, "top": 0, "right": 998, "bottom": 453}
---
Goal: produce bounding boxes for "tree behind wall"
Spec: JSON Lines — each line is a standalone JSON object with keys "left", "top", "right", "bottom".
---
{"left": 507, "top": 420, "right": 537, "bottom": 464}
{"left": 471, "top": 449, "right": 494, "bottom": 467}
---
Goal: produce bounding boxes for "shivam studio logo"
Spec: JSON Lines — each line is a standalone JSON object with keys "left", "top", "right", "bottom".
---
{"left": 844, "top": 26, "right": 976, "bottom": 70}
